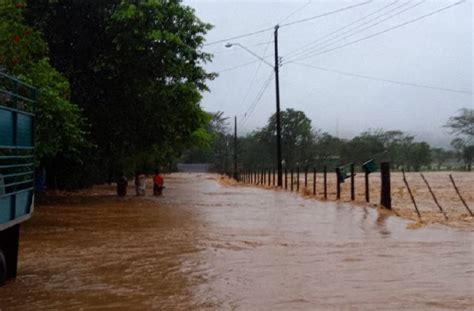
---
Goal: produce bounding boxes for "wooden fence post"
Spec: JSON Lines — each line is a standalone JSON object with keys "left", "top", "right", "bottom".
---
{"left": 402, "top": 169, "right": 421, "bottom": 220}
{"left": 350, "top": 163, "right": 355, "bottom": 201}
{"left": 304, "top": 167, "right": 308, "bottom": 189}
{"left": 285, "top": 168, "right": 288, "bottom": 190}
{"left": 291, "top": 169, "right": 294, "bottom": 192}
{"left": 449, "top": 174, "right": 473, "bottom": 216}
{"left": 336, "top": 167, "right": 341, "bottom": 200}
{"left": 296, "top": 167, "right": 300, "bottom": 192}
{"left": 323, "top": 166, "right": 327, "bottom": 199}
{"left": 380, "top": 162, "right": 391, "bottom": 209}
{"left": 313, "top": 168, "right": 316, "bottom": 196}
{"left": 365, "top": 172, "right": 370, "bottom": 202}
{"left": 420, "top": 173, "right": 448, "bottom": 220}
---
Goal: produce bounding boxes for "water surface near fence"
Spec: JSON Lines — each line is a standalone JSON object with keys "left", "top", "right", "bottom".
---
{"left": 0, "top": 173, "right": 472, "bottom": 310}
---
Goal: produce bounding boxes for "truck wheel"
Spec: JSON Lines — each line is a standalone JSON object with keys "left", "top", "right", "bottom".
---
{"left": 0, "top": 249, "right": 6, "bottom": 285}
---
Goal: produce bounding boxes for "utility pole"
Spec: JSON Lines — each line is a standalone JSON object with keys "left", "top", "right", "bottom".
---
{"left": 234, "top": 115, "right": 238, "bottom": 181}
{"left": 274, "top": 25, "right": 283, "bottom": 187}
{"left": 225, "top": 27, "right": 283, "bottom": 186}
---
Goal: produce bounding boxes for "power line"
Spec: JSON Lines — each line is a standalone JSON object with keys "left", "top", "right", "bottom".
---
{"left": 289, "top": 62, "right": 472, "bottom": 95}
{"left": 214, "top": 60, "right": 259, "bottom": 74}
{"left": 285, "top": 0, "right": 425, "bottom": 62}
{"left": 238, "top": 33, "right": 274, "bottom": 121}
{"left": 280, "top": 0, "right": 373, "bottom": 28}
{"left": 203, "top": 1, "right": 372, "bottom": 47}
{"left": 240, "top": 71, "right": 275, "bottom": 127}
{"left": 283, "top": 0, "right": 403, "bottom": 61}
{"left": 278, "top": 0, "right": 313, "bottom": 24}
{"left": 287, "top": 0, "right": 466, "bottom": 61}
{"left": 203, "top": 27, "right": 273, "bottom": 47}
{"left": 240, "top": 72, "right": 274, "bottom": 126}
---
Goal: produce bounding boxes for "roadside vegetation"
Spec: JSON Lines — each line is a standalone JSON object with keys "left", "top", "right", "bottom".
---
{"left": 182, "top": 108, "right": 474, "bottom": 173}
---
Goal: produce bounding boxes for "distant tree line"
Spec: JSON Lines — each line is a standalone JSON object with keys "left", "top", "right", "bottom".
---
{"left": 183, "top": 108, "right": 473, "bottom": 172}
{"left": 1, "top": 1, "right": 215, "bottom": 189}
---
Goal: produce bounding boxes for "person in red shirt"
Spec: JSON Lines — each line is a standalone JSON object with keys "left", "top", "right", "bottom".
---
{"left": 153, "top": 170, "right": 164, "bottom": 196}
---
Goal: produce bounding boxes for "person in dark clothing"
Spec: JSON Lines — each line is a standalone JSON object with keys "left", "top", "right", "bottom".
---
{"left": 117, "top": 172, "right": 128, "bottom": 196}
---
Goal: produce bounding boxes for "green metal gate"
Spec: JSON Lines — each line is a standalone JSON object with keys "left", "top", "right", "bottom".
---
{"left": 0, "top": 71, "right": 36, "bottom": 230}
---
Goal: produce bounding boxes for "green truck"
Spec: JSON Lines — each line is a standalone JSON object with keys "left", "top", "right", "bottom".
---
{"left": 0, "top": 71, "right": 36, "bottom": 284}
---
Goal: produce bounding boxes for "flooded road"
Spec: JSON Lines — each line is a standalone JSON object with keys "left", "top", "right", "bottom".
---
{"left": 0, "top": 173, "right": 473, "bottom": 310}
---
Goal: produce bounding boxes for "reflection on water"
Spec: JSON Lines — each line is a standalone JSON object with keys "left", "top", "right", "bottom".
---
{"left": 0, "top": 173, "right": 473, "bottom": 310}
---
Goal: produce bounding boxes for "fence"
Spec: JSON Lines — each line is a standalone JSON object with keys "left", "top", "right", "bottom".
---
{"left": 235, "top": 163, "right": 473, "bottom": 222}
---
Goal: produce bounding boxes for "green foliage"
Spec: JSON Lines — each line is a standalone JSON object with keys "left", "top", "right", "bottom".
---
{"left": 431, "top": 148, "right": 454, "bottom": 170}
{"left": 445, "top": 108, "right": 474, "bottom": 141}
{"left": 25, "top": 0, "right": 215, "bottom": 187}
{"left": 446, "top": 108, "right": 473, "bottom": 171}
{"left": 230, "top": 109, "right": 438, "bottom": 172}
{"left": 257, "top": 108, "right": 316, "bottom": 167}
{"left": 0, "top": 6, "right": 88, "bottom": 161}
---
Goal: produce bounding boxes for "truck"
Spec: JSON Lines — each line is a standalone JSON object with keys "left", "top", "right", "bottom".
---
{"left": 0, "top": 71, "right": 36, "bottom": 284}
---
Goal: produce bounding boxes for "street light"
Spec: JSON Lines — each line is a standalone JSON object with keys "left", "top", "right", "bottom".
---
{"left": 225, "top": 43, "right": 273, "bottom": 68}
{"left": 225, "top": 25, "right": 283, "bottom": 186}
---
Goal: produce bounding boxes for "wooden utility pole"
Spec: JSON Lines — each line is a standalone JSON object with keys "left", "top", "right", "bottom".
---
{"left": 233, "top": 116, "right": 238, "bottom": 180}
{"left": 274, "top": 25, "right": 283, "bottom": 187}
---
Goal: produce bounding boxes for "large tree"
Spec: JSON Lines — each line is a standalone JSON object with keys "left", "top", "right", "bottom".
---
{"left": 25, "top": 0, "right": 215, "bottom": 186}
{"left": 446, "top": 108, "right": 474, "bottom": 171}
{"left": 259, "top": 108, "right": 315, "bottom": 167}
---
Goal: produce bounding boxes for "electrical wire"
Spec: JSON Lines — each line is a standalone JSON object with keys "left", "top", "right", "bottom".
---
{"left": 279, "top": 0, "right": 373, "bottom": 28}
{"left": 203, "top": 27, "right": 274, "bottom": 47}
{"left": 278, "top": 0, "right": 313, "bottom": 24}
{"left": 240, "top": 72, "right": 274, "bottom": 126}
{"left": 287, "top": 0, "right": 466, "bottom": 61}
{"left": 203, "top": 1, "right": 372, "bottom": 47}
{"left": 285, "top": 0, "right": 425, "bottom": 63}
{"left": 289, "top": 62, "right": 472, "bottom": 95}
{"left": 240, "top": 71, "right": 275, "bottom": 127}
{"left": 237, "top": 33, "right": 274, "bottom": 123}
{"left": 282, "top": 0, "right": 402, "bottom": 61}
{"left": 214, "top": 60, "right": 260, "bottom": 74}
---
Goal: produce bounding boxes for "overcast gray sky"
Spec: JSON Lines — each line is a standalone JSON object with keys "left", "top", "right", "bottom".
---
{"left": 185, "top": 0, "right": 473, "bottom": 147}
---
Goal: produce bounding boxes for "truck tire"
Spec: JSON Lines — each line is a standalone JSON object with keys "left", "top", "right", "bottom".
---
{"left": 0, "top": 249, "right": 6, "bottom": 285}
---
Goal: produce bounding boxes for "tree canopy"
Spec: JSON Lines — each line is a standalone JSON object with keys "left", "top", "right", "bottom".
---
{"left": 20, "top": 0, "right": 215, "bottom": 187}
{"left": 446, "top": 108, "right": 474, "bottom": 171}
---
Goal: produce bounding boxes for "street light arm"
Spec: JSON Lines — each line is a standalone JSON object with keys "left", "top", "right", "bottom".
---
{"left": 227, "top": 43, "right": 274, "bottom": 69}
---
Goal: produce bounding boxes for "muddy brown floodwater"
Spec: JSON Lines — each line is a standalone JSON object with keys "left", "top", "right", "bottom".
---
{"left": 0, "top": 173, "right": 473, "bottom": 310}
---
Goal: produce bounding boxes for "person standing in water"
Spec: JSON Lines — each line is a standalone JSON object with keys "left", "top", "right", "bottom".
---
{"left": 153, "top": 170, "right": 164, "bottom": 196}
{"left": 135, "top": 172, "right": 146, "bottom": 196}
{"left": 117, "top": 172, "right": 128, "bottom": 196}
